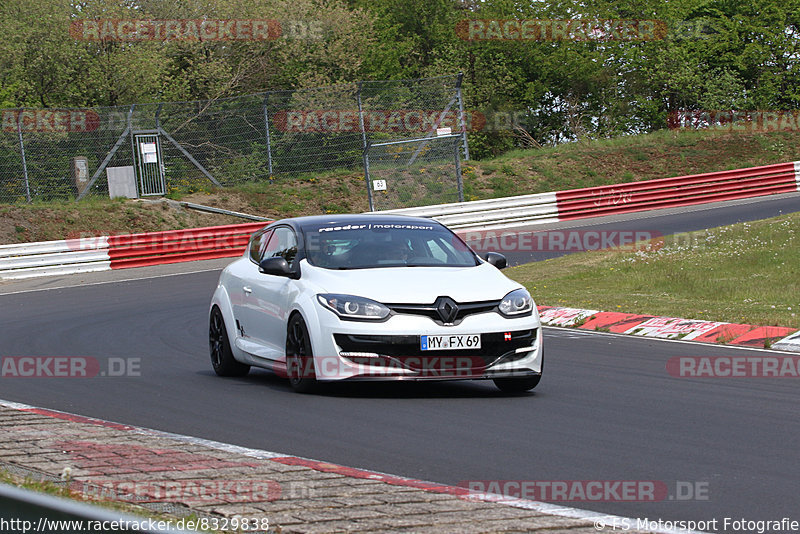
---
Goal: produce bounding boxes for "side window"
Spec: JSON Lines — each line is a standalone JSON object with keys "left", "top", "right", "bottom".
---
{"left": 263, "top": 227, "right": 299, "bottom": 268}
{"left": 249, "top": 230, "right": 273, "bottom": 264}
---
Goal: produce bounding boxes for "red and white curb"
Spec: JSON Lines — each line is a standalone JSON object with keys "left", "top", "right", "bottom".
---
{"left": 538, "top": 306, "right": 800, "bottom": 352}
{"left": 0, "top": 399, "right": 699, "bottom": 534}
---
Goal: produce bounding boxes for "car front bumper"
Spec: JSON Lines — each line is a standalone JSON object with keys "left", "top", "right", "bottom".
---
{"left": 309, "top": 308, "right": 543, "bottom": 381}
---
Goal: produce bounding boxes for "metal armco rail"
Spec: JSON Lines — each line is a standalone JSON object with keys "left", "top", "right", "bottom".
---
{"left": 1, "top": 161, "right": 799, "bottom": 280}
{"left": 106, "top": 222, "right": 265, "bottom": 269}
{"left": 556, "top": 161, "right": 800, "bottom": 221}
{"left": 0, "top": 222, "right": 265, "bottom": 280}
{"left": 385, "top": 160, "right": 800, "bottom": 229}
{"left": 0, "top": 482, "right": 197, "bottom": 533}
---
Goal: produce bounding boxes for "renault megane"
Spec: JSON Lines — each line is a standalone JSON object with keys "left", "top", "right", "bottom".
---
{"left": 209, "top": 214, "right": 543, "bottom": 393}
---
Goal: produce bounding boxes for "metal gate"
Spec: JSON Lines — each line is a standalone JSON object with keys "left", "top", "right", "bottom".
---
{"left": 133, "top": 132, "right": 166, "bottom": 196}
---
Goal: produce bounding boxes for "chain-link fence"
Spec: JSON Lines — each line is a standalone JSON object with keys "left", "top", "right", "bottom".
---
{"left": 366, "top": 135, "right": 464, "bottom": 211}
{"left": 0, "top": 74, "right": 469, "bottom": 210}
{"left": 358, "top": 76, "right": 468, "bottom": 211}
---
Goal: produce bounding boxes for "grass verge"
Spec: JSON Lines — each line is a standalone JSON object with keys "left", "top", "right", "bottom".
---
{"left": 0, "top": 197, "right": 242, "bottom": 245}
{"left": 506, "top": 212, "right": 800, "bottom": 329}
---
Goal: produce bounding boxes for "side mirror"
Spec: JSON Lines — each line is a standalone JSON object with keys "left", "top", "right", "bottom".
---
{"left": 484, "top": 252, "right": 507, "bottom": 269}
{"left": 259, "top": 257, "right": 295, "bottom": 277}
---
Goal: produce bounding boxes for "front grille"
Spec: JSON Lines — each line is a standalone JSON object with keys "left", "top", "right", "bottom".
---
{"left": 333, "top": 330, "right": 536, "bottom": 373}
{"left": 387, "top": 299, "right": 500, "bottom": 325}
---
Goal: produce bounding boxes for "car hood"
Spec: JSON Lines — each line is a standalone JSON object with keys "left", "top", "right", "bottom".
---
{"left": 302, "top": 261, "right": 522, "bottom": 303}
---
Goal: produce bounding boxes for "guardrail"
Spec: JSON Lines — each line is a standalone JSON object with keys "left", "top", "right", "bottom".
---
{"left": 1, "top": 161, "right": 798, "bottom": 280}
{"left": 107, "top": 222, "right": 265, "bottom": 270}
{"left": 380, "top": 192, "right": 559, "bottom": 229}
{"left": 556, "top": 161, "right": 800, "bottom": 221}
{"left": 0, "top": 222, "right": 265, "bottom": 280}
{"left": 0, "top": 482, "right": 197, "bottom": 533}
{"left": 383, "top": 160, "right": 800, "bottom": 230}
{"left": 0, "top": 238, "right": 112, "bottom": 279}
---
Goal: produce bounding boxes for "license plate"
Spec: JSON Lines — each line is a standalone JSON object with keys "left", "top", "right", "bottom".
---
{"left": 420, "top": 334, "right": 481, "bottom": 351}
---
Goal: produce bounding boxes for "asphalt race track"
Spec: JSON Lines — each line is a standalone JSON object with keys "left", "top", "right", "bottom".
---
{"left": 2, "top": 194, "right": 800, "bottom": 529}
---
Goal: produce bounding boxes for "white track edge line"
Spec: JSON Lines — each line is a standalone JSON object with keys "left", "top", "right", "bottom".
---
{"left": 0, "top": 267, "right": 226, "bottom": 296}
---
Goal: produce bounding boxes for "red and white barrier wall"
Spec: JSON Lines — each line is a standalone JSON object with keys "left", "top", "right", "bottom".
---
{"left": 106, "top": 222, "right": 265, "bottom": 269}
{"left": 0, "top": 222, "right": 266, "bottom": 280}
{"left": 386, "top": 160, "right": 800, "bottom": 230}
{"left": 2, "top": 159, "right": 799, "bottom": 280}
{"left": 556, "top": 160, "right": 800, "bottom": 222}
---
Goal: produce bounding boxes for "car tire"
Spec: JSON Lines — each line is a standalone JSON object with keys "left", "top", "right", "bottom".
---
{"left": 286, "top": 314, "right": 318, "bottom": 393}
{"left": 493, "top": 348, "right": 543, "bottom": 393}
{"left": 209, "top": 306, "right": 250, "bottom": 377}
{"left": 493, "top": 374, "right": 541, "bottom": 393}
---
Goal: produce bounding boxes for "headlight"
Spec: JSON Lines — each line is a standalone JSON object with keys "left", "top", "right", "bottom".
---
{"left": 498, "top": 288, "right": 533, "bottom": 317}
{"left": 317, "top": 294, "right": 391, "bottom": 321}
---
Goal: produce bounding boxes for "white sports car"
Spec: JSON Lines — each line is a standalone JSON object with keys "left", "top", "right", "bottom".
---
{"left": 209, "top": 214, "right": 543, "bottom": 393}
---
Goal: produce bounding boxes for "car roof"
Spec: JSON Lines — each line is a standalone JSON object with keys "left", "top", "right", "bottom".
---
{"left": 269, "top": 213, "right": 445, "bottom": 232}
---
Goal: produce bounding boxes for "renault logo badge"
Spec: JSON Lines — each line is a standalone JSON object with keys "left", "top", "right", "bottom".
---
{"left": 435, "top": 296, "right": 459, "bottom": 324}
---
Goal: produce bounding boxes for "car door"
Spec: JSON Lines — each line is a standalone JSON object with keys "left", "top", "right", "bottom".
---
{"left": 240, "top": 226, "right": 299, "bottom": 359}
{"left": 231, "top": 228, "right": 272, "bottom": 346}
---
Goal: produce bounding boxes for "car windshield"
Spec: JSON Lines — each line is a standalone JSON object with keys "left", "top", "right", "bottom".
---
{"left": 303, "top": 222, "right": 479, "bottom": 269}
